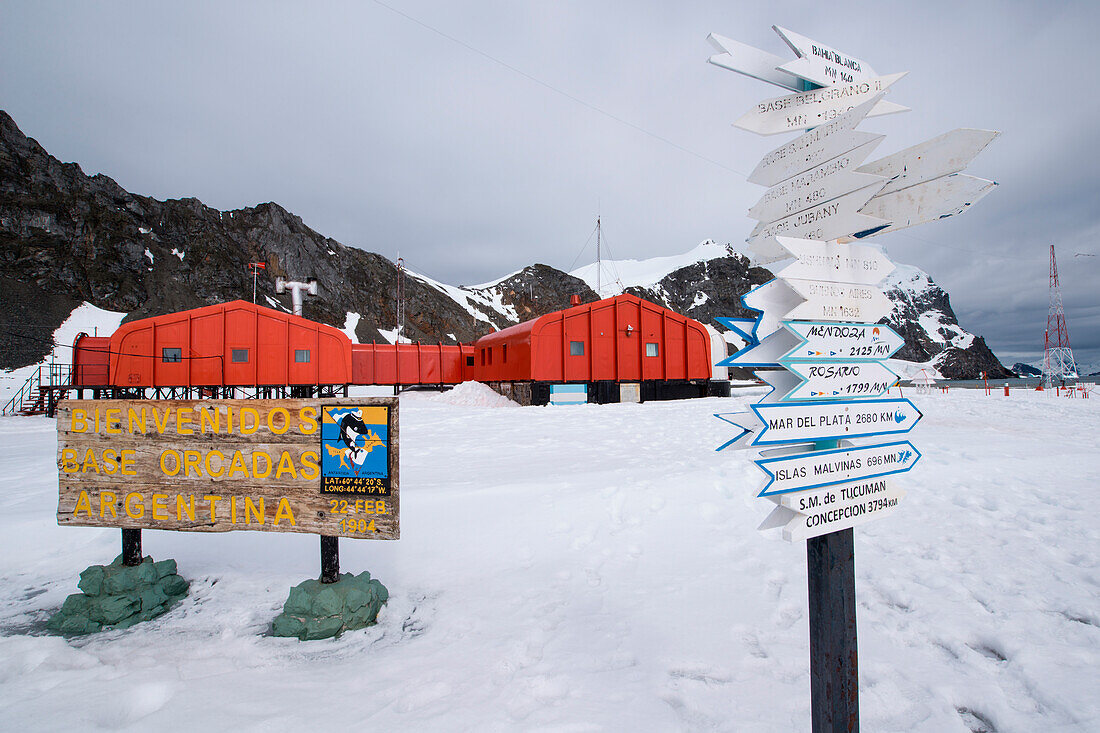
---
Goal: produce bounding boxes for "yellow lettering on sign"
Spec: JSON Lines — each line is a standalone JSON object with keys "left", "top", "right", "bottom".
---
{"left": 60, "top": 447, "right": 79, "bottom": 473}
{"left": 245, "top": 497, "right": 264, "bottom": 524}
{"left": 120, "top": 449, "right": 136, "bottom": 476}
{"left": 273, "top": 498, "right": 296, "bottom": 526}
{"left": 72, "top": 409, "right": 88, "bottom": 433}
{"left": 298, "top": 406, "right": 318, "bottom": 435}
{"left": 183, "top": 450, "right": 202, "bottom": 477}
{"left": 231, "top": 496, "right": 238, "bottom": 523}
{"left": 152, "top": 494, "right": 169, "bottom": 520}
{"left": 74, "top": 490, "right": 92, "bottom": 517}
{"left": 100, "top": 490, "right": 117, "bottom": 518}
{"left": 125, "top": 493, "right": 144, "bottom": 519}
{"left": 177, "top": 494, "right": 196, "bottom": 521}
{"left": 199, "top": 406, "right": 220, "bottom": 434}
{"left": 204, "top": 450, "right": 225, "bottom": 478}
{"left": 240, "top": 408, "right": 259, "bottom": 435}
{"left": 275, "top": 451, "right": 297, "bottom": 479}
{"left": 104, "top": 408, "right": 121, "bottom": 435}
{"left": 227, "top": 451, "right": 248, "bottom": 478}
{"left": 226, "top": 406, "right": 234, "bottom": 434}
{"left": 300, "top": 450, "right": 319, "bottom": 480}
{"left": 81, "top": 448, "right": 100, "bottom": 474}
{"left": 204, "top": 495, "right": 222, "bottom": 522}
{"left": 267, "top": 407, "right": 290, "bottom": 435}
{"left": 102, "top": 448, "right": 118, "bottom": 475}
{"left": 160, "top": 449, "right": 181, "bottom": 476}
{"left": 152, "top": 407, "right": 173, "bottom": 434}
{"left": 252, "top": 451, "right": 271, "bottom": 479}
{"left": 176, "top": 407, "right": 194, "bottom": 435}
{"left": 128, "top": 407, "right": 147, "bottom": 434}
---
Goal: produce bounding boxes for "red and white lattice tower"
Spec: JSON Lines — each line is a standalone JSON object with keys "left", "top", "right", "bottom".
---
{"left": 1041, "top": 244, "right": 1078, "bottom": 386}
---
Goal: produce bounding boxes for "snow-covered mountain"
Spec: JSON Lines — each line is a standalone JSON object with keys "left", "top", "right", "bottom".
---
{"left": 0, "top": 109, "right": 1009, "bottom": 379}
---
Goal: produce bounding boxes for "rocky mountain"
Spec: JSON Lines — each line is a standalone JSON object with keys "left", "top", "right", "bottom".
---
{"left": 0, "top": 110, "right": 1010, "bottom": 379}
{"left": 1012, "top": 362, "right": 1042, "bottom": 377}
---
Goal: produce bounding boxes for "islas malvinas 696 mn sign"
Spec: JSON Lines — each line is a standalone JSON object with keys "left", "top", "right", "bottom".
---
{"left": 754, "top": 440, "right": 920, "bottom": 496}
{"left": 57, "top": 398, "right": 399, "bottom": 539}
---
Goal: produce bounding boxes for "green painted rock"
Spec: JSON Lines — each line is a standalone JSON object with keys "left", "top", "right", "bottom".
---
{"left": 47, "top": 556, "right": 189, "bottom": 636}
{"left": 271, "top": 572, "right": 389, "bottom": 641}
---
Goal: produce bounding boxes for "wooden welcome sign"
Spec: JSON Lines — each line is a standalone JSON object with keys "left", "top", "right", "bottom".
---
{"left": 56, "top": 398, "right": 399, "bottom": 539}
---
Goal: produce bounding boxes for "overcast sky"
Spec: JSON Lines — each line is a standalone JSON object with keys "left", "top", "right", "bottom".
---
{"left": 2, "top": 1, "right": 1097, "bottom": 370}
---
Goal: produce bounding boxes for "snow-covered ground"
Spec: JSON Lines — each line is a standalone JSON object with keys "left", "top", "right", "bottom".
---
{"left": 0, "top": 385, "right": 1097, "bottom": 731}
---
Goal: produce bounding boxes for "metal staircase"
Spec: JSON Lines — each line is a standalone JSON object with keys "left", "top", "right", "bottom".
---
{"left": 3, "top": 364, "right": 72, "bottom": 416}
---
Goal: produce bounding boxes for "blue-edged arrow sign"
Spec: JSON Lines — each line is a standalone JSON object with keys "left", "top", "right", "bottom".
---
{"left": 780, "top": 321, "right": 905, "bottom": 363}
{"left": 747, "top": 398, "right": 922, "bottom": 446}
{"left": 718, "top": 328, "right": 800, "bottom": 368}
{"left": 754, "top": 440, "right": 920, "bottom": 496}
{"left": 783, "top": 360, "right": 900, "bottom": 401}
{"left": 714, "top": 316, "right": 762, "bottom": 347}
{"left": 755, "top": 369, "right": 805, "bottom": 405}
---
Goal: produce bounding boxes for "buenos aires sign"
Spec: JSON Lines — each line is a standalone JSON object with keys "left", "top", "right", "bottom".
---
{"left": 57, "top": 398, "right": 399, "bottom": 539}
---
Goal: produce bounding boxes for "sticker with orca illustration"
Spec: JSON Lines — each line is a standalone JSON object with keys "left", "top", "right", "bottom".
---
{"left": 321, "top": 405, "right": 390, "bottom": 495}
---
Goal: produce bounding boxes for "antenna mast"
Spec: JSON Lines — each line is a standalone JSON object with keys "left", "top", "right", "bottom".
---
{"left": 396, "top": 256, "right": 406, "bottom": 344}
{"left": 1041, "top": 244, "right": 1078, "bottom": 387}
{"left": 596, "top": 214, "right": 601, "bottom": 297}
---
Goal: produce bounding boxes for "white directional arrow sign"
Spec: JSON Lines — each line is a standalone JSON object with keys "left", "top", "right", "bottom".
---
{"left": 781, "top": 484, "right": 905, "bottom": 541}
{"left": 782, "top": 279, "right": 895, "bottom": 323}
{"left": 734, "top": 72, "right": 908, "bottom": 136}
{"left": 783, "top": 361, "right": 900, "bottom": 401}
{"left": 773, "top": 26, "right": 876, "bottom": 82}
{"left": 748, "top": 140, "right": 886, "bottom": 222}
{"left": 748, "top": 96, "right": 885, "bottom": 187}
{"left": 781, "top": 321, "right": 905, "bottom": 362}
{"left": 742, "top": 279, "right": 805, "bottom": 339}
{"left": 756, "top": 369, "right": 805, "bottom": 405}
{"left": 776, "top": 478, "right": 899, "bottom": 512}
{"left": 853, "top": 173, "right": 997, "bottom": 239}
{"left": 775, "top": 238, "right": 897, "bottom": 286}
{"left": 754, "top": 440, "right": 920, "bottom": 496}
{"left": 706, "top": 33, "right": 813, "bottom": 93}
{"left": 747, "top": 398, "right": 922, "bottom": 446}
{"left": 858, "top": 128, "right": 1001, "bottom": 196}
{"left": 747, "top": 185, "right": 889, "bottom": 265}
{"left": 718, "top": 327, "right": 801, "bottom": 368}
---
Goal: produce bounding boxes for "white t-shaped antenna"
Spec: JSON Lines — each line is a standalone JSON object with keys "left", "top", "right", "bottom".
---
{"left": 275, "top": 277, "right": 319, "bottom": 316}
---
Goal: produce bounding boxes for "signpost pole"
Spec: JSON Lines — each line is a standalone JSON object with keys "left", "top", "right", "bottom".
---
{"left": 806, "top": 439, "right": 858, "bottom": 732}
{"left": 320, "top": 535, "right": 340, "bottom": 583}
{"left": 121, "top": 528, "right": 142, "bottom": 566}
{"left": 807, "top": 527, "right": 859, "bottom": 732}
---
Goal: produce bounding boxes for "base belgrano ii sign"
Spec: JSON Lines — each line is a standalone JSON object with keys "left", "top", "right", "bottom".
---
{"left": 56, "top": 398, "right": 399, "bottom": 539}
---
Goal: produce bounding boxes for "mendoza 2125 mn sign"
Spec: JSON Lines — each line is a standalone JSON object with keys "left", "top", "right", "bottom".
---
{"left": 56, "top": 398, "right": 399, "bottom": 539}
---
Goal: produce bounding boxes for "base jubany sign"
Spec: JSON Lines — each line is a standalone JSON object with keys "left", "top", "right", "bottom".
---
{"left": 57, "top": 398, "right": 399, "bottom": 538}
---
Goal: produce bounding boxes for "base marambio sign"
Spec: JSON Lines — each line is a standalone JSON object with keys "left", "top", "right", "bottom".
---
{"left": 56, "top": 398, "right": 399, "bottom": 539}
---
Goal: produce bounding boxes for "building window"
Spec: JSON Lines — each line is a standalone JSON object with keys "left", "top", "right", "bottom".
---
{"left": 488, "top": 347, "right": 493, "bottom": 365}
{"left": 294, "top": 349, "right": 311, "bottom": 363}
{"left": 162, "top": 347, "right": 181, "bottom": 363}
{"left": 570, "top": 341, "right": 584, "bottom": 356}
{"left": 502, "top": 344, "right": 508, "bottom": 363}
{"left": 645, "top": 342, "right": 659, "bottom": 357}
{"left": 231, "top": 349, "right": 249, "bottom": 363}
{"left": 466, "top": 356, "right": 475, "bottom": 367}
